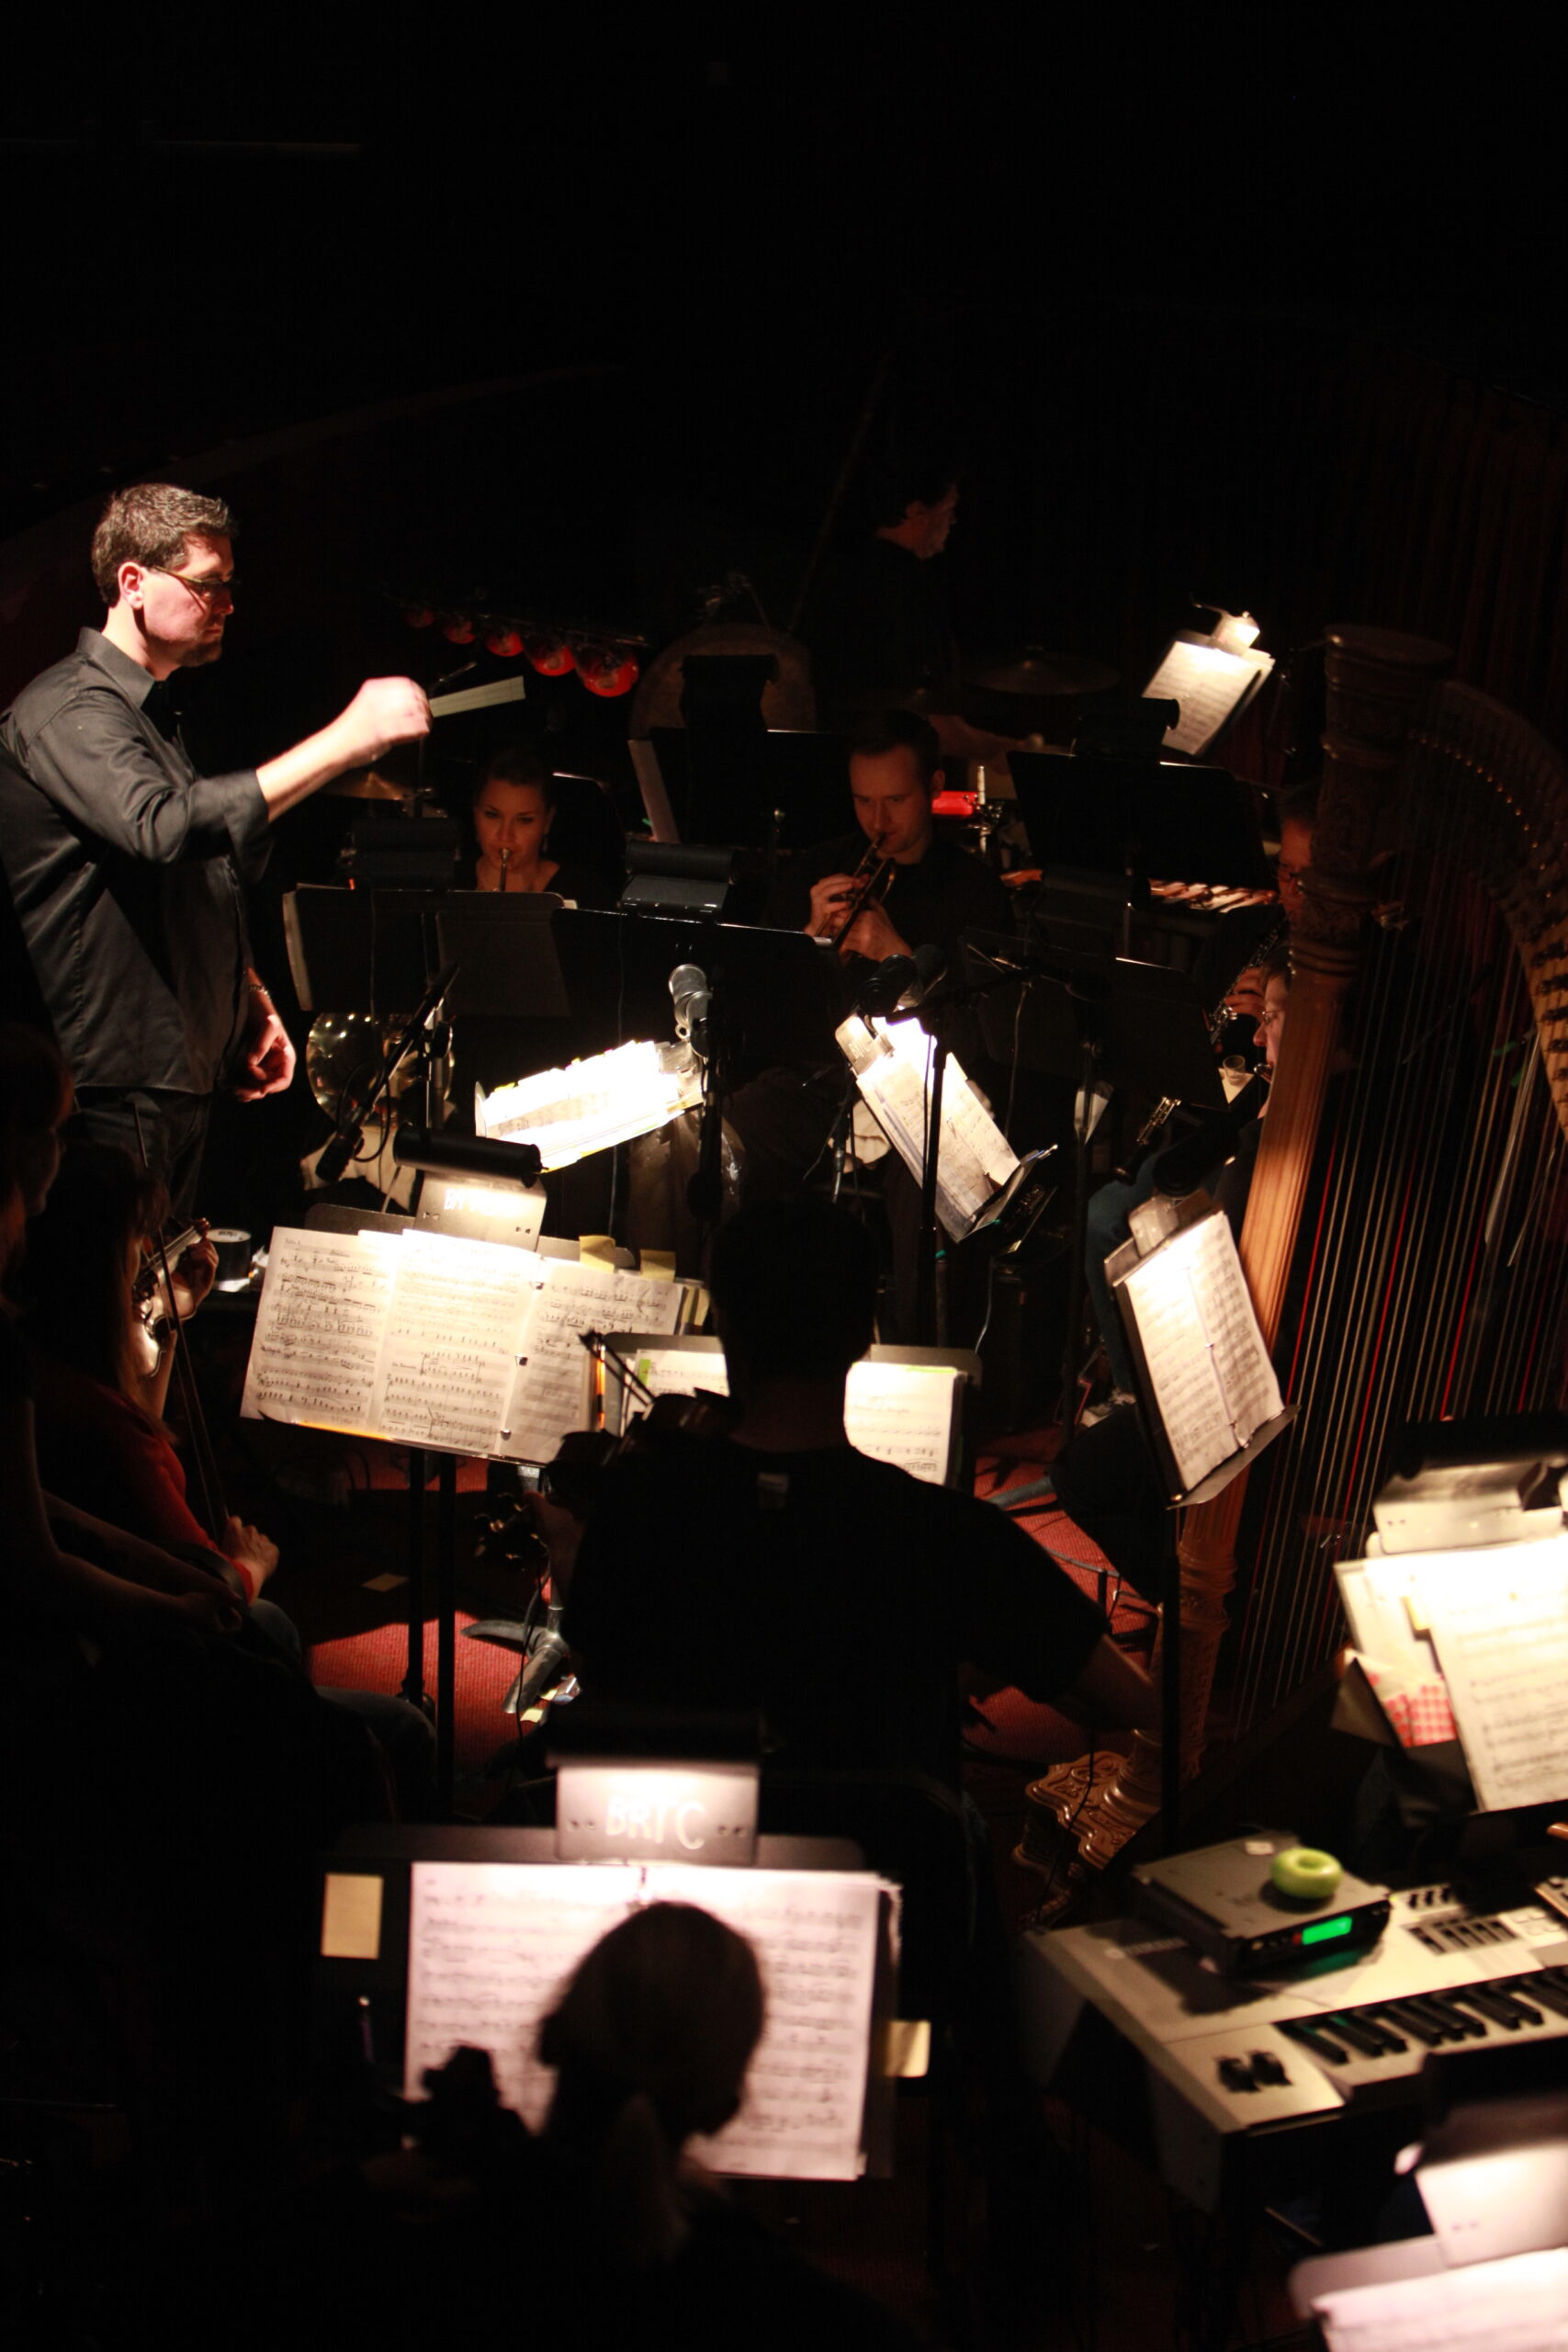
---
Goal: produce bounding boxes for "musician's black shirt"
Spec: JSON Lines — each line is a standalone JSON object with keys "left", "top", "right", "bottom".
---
{"left": 563, "top": 1435, "right": 1105, "bottom": 1791}
{"left": 777, "top": 829, "right": 1011, "bottom": 955}
{"left": 0, "top": 629, "right": 267, "bottom": 1094}
{"left": 803, "top": 536, "right": 960, "bottom": 725}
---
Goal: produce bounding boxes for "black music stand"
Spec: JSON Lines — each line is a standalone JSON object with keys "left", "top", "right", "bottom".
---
{"left": 550, "top": 907, "right": 851, "bottom": 1068}
{"left": 432, "top": 893, "right": 570, "bottom": 1020}
{"left": 1111, "top": 1211, "right": 1296, "bottom": 1852}
{"left": 649, "top": 726, "right": 850, "bottom": 851}
{"left": 962, "top": 932, "right": 1223, "bottom": 1419}
{"left": 284, "top": 884, "right": 437, "bottom": 1016}
{"left": 1009, "top": 752, "right": 1272, "bottom": 891}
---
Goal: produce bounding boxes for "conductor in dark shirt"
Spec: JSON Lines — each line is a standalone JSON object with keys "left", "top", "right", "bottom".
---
{"left": 804, "top": 457, "right": 1014, "bottom": 763}
{"left": 0, "top": 482, "right": 430, "bottom": 1213}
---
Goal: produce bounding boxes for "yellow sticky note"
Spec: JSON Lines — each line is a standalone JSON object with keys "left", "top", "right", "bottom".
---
{"left": 1404, "top": 1592, "right": 1430, "bottom": 1637}
{"left": 321, "top": 1872, "right": 383, "bottom": 1961}
{"left": 637, "top": 1251, "right": 677, "bottom": 1282}
{"left": 578, "top": 1235, "right": 618, "bottom": 1270}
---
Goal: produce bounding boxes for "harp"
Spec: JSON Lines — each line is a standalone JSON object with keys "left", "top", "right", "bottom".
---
{"left": 1039, "top": 628, "right": 1568, "bottom": 1875}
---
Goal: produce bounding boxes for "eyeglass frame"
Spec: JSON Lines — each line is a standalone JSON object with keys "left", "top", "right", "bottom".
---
{"left": 141, "top": 564, "right": 239, "bottom": 601}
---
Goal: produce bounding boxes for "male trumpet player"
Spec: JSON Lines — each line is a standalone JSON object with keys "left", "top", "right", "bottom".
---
{"left": 793, "top": 707, "right": 1009, "bottom": 963}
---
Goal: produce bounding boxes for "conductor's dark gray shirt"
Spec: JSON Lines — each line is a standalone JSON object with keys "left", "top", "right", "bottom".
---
{"left": 0, "top": 629, "right": 268, "bottom": 1094}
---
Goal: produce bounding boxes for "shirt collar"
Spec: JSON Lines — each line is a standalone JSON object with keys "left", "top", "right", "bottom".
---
{"left": 78, "top": 626, "right": 162, "bottom": 709}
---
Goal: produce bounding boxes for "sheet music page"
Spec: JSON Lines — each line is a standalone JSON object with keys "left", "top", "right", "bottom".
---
{"left": 1144, "top": 637, "right": 1274, "bottom": 757}
{"left": 240, "top": 1227, "right": 398, "bottom": 1430}
{"left": 506, "top": 1259, "right": 683, "bottom": 1463}
{"left": 376, "top": 1231, "right": 538, "bottom": 1455}
{"left": 1312, "top": 2244, "right": 1568, "bottom": 2351}
{"left": 1183, "top": 1212, "right": 1282, "bottom": 1445}
{"left": 605, "top": 1344, "right": 961, "bottom": 1487}
{"left": 1120, "top": 1213, "right": 1280, "bottom": 1490}
{"left": 1120, "top": 1238, "right": 1232, "bottom": 1491}
{"left": 844, "top": 1364, "right": 963, "bottom": 1486}
{"left": 403, "top": 1861, "right": 887, "bottom": 2180}
{"left": 479, "top": 1041, "right": 702, "bottom": 1169}
{"left": 838, "top": 1018, "right": 1016, "bottom": 1238}
{"left": 1412, "top": 1535, "right": 1568, "bottom": 1810}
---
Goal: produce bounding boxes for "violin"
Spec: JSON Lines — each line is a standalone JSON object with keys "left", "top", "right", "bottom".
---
{"left": 133, "top": 1216, "right": 230, "bottom": 1548}
{"left": 133, "top": 1220, "right": 209, "bottom": 1358}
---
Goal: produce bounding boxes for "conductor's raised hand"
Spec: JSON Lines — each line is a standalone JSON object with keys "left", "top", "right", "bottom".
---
{"left": 331, "top": 677, "right": 432, "bottom": 767}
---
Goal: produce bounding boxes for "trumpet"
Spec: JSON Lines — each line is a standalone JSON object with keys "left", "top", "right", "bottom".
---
{"left": 823, "top": 836, "right": 896, "bottom": 951}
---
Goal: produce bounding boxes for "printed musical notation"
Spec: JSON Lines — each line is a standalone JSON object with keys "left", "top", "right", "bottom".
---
{"left": 240, "top": 1228, "right": 398, "bottom": 1429}
{"left": 402, "top": 1861, "right": 887, "bottom": 2181}
{"left": 1416, "top": 1536, "right": 1568, "bottom": 1811}
{"left": 243, "top": 1227, "right": 691, "bottom": 1462}
{"left": 1117, "top": 1209, "right": 1281, "bottom": 1495}
{"left": 1144, "top": 635, "right": 1274, "bottom": 759}
{"left": 507, "top": 1260, "right": 682, "bottom": 1464}
{"left": 377, "top": 1234, "right": 530, "bottom": 1453}
{"left": 836, "top": 1015, "right": 1017, "bottom": 1239}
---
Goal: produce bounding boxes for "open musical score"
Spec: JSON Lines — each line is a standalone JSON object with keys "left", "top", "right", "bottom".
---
{"left": 402, "top": 1860, "right": 890, "bottom": 2180}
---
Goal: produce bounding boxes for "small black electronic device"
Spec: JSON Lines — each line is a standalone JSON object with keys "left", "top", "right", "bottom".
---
{"left": 1131, "top": 1830, "right": 1392, "bottom": 1976}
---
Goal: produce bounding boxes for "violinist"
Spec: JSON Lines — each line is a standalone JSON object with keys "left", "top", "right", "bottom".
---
{"left": 19, "top": 1137, "right": 435, "bottom": 1810}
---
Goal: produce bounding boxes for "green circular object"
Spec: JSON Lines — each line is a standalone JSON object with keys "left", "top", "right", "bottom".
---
{"left": 1271, "top": 1847, "right": 1342, "bottom": 1903}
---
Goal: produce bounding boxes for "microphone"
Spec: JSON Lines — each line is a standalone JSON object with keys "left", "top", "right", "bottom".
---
{"left": 670, "top": 963, "right": 711, "bottom": 1056}
{"left": 315, "top": 963, "right": 460, "bottom": 1185}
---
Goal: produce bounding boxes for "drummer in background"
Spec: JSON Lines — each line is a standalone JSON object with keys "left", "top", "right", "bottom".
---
{"left": 467, "top": 748, "right": 612, "bottom": 907}
{"left": 802, "top": 447, "right": 1016, "bottom": 763}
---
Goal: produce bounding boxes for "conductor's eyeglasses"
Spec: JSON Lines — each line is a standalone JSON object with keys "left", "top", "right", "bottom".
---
{"left": 143, "top": 566, "right": 238, "bottom": 600}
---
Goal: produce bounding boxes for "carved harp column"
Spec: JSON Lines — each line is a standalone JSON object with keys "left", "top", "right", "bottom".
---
{"left": 1072, "top": 626, "right": 1451, "bottom": 1871}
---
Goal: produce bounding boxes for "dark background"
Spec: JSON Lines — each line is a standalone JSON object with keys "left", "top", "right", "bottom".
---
{"left": 6, "top": 47, "right": 1567, "bottom": 740}
{"left": 5, "top": 45, "right": 1567, "bottom": 1227}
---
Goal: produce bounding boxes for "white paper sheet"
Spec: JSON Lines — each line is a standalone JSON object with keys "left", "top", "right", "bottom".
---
{"left": 506, "top": 1259, "right": 683, "bottom": 1464}
{"left": 402, "top": 1861, "right": 887, "bottom": 2180}
{"left": 1313, "top": 2245, "right": 1568, "bottom": 2351}
{"left": 1144, "top": 636, "right": 1274, "bottom": 758}
{"left": 378, "top": 1232, "right": 540, "bottom": 1454}
{"left": 604, "top": 1342, "right": 964, "bottom": 1487}
{"left": 837, "top": 1015, "right": 1016, "bottom": 1239}
{"left": 1118, "top": 1210, "right": 1281, "bottom": 1493}
{"left": 478, "top": 1040, "right": 703, "bottom": 1169}
{"left": 240, "top": 1227, "right": 399, "bottom": 1431}
{"left": 1416, "top": 1535, "right": 1568, "bottom": 1810}
{"left": 242, "top": 1228, "right": 687, "bottom": 1464}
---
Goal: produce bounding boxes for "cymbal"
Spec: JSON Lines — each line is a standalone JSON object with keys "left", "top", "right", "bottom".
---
{"left": 325, "top": 767, "right": 413, "bottom": 802}
{"left": 966, "top": 648, "right": 1120, "bottom": 698}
